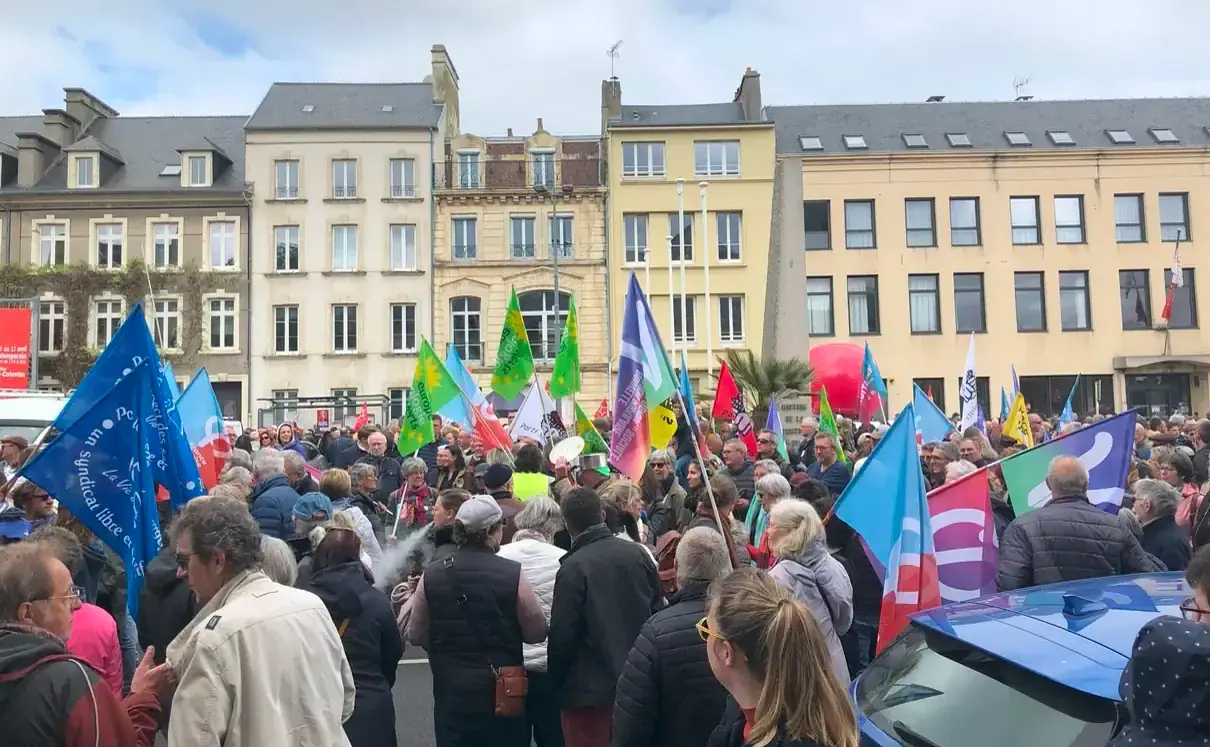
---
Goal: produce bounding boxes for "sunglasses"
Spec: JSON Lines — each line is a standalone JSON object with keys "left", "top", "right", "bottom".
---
{"left": 1180, "top": 597, "right": 1210, "bottom": 620}
{"left": 757, "top": 438, "right": 775, "bottom": 445}
{"left": 649, "top": 461, "right": 668, "bottom": 467}
{"left": 696, "top": 616, "right": 725, "bottom": 643}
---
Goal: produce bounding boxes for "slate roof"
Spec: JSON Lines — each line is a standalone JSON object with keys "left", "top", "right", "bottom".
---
{"left": 612, "top": 102, "right": 755, "bottom": 128}
{"left": 63, "top": 135, "right": 124, "bottom": 163}
{"left": 245, "top": 82, "right": 443, "bottom": 131}
{"left": 1, "top": 115, "right": 248, "bottom": 194}
{"left": 767, "top": 98, "right": 1210, "bottom": 155}
{"left": 0, "top": 116, "right": 41, "bottom": 155}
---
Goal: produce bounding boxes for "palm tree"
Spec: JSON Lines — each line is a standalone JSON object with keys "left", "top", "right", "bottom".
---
{"left": 718, "top": 350, "right": 813, "bottom": 426}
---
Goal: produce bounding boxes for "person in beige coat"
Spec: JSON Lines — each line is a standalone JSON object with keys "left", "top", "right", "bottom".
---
{"left": 166, "top": 496, "right": 356, "bottom": 747}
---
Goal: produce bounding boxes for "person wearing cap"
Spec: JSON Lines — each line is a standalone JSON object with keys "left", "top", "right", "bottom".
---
{"left": 550, "top": 453, "right": 638, "bottom": 520}
{"left": 1, "top": 435, "right": 28, "bottom": 482}
{"left": 483, "top": 464, "right": 524, "bottom": 544}
{"left": 407, "top": 495, "right": 548, "bottom": 747}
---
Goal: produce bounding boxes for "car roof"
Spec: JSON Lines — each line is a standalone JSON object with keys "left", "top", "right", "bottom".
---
{"left": 912, "top": 572, "right": 1189, "bottom": 701}
{"left": 0, "top": 394, "right": 68, "bottom": 424}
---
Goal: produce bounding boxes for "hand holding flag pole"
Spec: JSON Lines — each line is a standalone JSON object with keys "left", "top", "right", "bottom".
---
{"left": 675, "top": 386, "right": 737, "bottom": 571}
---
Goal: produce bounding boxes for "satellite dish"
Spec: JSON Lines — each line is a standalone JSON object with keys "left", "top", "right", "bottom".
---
{"left": 549, "top": 436, "right": 586, "bottom": 464}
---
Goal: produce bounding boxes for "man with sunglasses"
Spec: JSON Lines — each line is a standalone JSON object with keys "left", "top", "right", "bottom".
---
{"left": 1184, "top": 545, "right": 1210, "bottom": 623}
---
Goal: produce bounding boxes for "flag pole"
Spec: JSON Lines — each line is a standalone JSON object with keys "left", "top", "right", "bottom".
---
{"left": 674, "top": 387, "right": 736, "bottom": 571}
{"left": 462, "top": 388, "right": 515, "bottom": 466}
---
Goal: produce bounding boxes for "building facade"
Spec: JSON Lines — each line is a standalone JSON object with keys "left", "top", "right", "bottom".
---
{"left": 432, "top": 123, "right": 609, "bottom": 410}
{"left": 769, "top": 98, "right": 1210, "bottom": 418}
{"left": 602, "top": 69, "right": 777, "bottom": 397}
{"left": 245, "top": 45, "right": 460, "bottom": 427}
{"left": 0, "top": 88, "right": 251, "bottom": 418}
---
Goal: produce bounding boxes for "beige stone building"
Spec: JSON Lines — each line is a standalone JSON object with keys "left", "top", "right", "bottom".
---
{"left": 432, "top": 123, "right": 609, "bottom": 411}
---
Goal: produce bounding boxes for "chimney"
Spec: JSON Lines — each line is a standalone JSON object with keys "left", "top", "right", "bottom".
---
{"left": 15, "top": 132, "right": 59, "bottom": 188}
{"left": 430, "top": 44, "right": 462, "bottom": 138}
{"left": 600, "top": 78, "right": 622, "bottom": 135}
{"left": 41, "top": 109, "right": 79, "bottom": 148}
{"left": 63, "top": 88, "right": 118, "bottom": 131}
{"left": 734, "top": 67, "right": 762, "bottom": 122}
{"left": 507, "top": 127, "right": 514, "bottom": 137}
{"left": 536, "top": 117, "right": 544, "bottom": 133}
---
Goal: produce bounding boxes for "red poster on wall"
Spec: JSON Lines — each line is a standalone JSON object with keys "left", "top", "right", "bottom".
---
{"left": 0, "top": 307, "right": 32, "bottom": 389}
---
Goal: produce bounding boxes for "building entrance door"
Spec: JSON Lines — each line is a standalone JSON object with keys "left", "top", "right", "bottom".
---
{"left": 1125, "top": 373, "right": 1191, "bottom": 417}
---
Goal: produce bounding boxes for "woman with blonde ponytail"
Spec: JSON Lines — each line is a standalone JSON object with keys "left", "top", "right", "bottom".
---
{"left": 702, "top": 568, "right": 858, "bottom": 747}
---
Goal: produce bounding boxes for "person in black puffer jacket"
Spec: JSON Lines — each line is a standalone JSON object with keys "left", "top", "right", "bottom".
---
{"left": 137, "top": 547, "right": 195, "bottom": 666}
{"left": 997, "top": 456, "right": 1160, "bottom": 591}
{"left": 613, "top": 527, "right": 731, "bottom": 747}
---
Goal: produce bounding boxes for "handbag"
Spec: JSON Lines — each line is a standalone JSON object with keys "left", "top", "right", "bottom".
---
{"left": 440, "top": 556, "right": 528, "bottom": 718}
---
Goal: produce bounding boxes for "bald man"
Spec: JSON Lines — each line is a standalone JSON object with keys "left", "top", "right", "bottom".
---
{"left": 996, "top": 456, "right": 1160, "bottom": 591}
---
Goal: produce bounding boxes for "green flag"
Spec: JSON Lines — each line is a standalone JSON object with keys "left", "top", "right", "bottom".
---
{"left": 398, "top": 338, "right": 463, "bottom": 453}
{"left": 549, "top": 297, "right": 580, "bottom": 398}
{"left": 817, "top": 385, "right": 848, "bottom": 464}
{"left": 491, "top": 288, "right": 535, "bottom": 401}
{"left": 574, "top": 402, "right": 609, "bottom": 455}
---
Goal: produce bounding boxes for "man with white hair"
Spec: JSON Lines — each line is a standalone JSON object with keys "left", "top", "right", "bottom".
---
{"left": 944, "top": 460, "right": 979, "bottom": 485}
{"left": 1133, "top": 478, "right": 1191, "bottom": 571}
{"left": 794, "top": 416, "right": 819, "bottom": 471}
{"left": 997, "top": 456, "right": 1159, "bottom": 591}
{"left": 282, "top": 450, "right": 318, "bottom": 495}
{"left": 248, "top": 449, "right": 301, "bottom": 539}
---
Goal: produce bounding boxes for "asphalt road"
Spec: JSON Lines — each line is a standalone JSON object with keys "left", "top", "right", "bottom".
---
{"left": 395, "top": 648, "right": 436, "bottom": 747}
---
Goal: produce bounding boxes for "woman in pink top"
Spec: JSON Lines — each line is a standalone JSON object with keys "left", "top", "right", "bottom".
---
{"left": 66, "top": 600, "right": 124, "bottom": 696}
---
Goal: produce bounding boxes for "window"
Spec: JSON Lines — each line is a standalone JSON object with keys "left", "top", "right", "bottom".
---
{"left": 208, "top": 297, "right": 237, "bottom": 350}
{"left": 1159, "top": 193, "right": 1190, "bottom": 241}
{"left": 387, "top": 388, "right": 406, "bottom": 422}
{"left": 273, "top": 225, "right": 299, "bottom": 272}
{"left": 389, "top": 224, "right": 417, "bottom": 270}
{"left": 271, "top": 389, "right": 299, "bottom": 424}
{"left": 623, "top": 214, "right": 648, "bottom": 264}
{"left": 1163, "top": 268, "right": 1198, "bottom": 329}
{"left": 274, "top": 305, "right": 299, "bottom": 354}
{"left": 903, "top": 133, "right": 928, "bottom": 148}
{"left": 672, "top": 295, "right": 698, "bottom": 344}
{"left": 669, "top": 213, "right": 694, "bottom": 262}
{"left": 450, "top": 297, "right": 482, "bottom": 361}
{"left": 1054, "top": 196, "right": 1085, "bottom": 243}
{"left": 94, "top": 299, "right": 123, "bottom": 348}
{"left": 913, "top": 379, "right": 946, "bottom": 411}
{"left": 153, "top": 222, "right": 179, "bottom": 268}
{"left": 332, "top": 304, "right": 358, "bottom": 353}
{"left": 843, "top": 135, "right": 867, "bottom": 149}
{"left": 946, "top": 133, "right": 971, "bottom": 147}
{"left": 332, "top": 388, "right": 357, "bottom": 422}
{"left": 621, "top": 142, "right": 665, "bottom": 178}
{"left": 847, "top": 276, "right": 880, "bottom": 335}
{"left": 1150, "top": 128, "right": 1179, "bottom": 144}
{"left": 1114, "top": 194, "right": 1146, "bottom": 242}
{"left": 153, "top": 298, "right": 181, "bottom": 350}
{"left": 274, "top": 160, "right": 299, "bottom": 199}
{"left": 38, "top": 300, "right": 65, "bottom": 353}
{"left": 510, "top": 216, "right": 536, "bottom": 259}
{"left": 390, "top": 303, "right": 417, "bottom": 353}
{"left": 952, "top": 376, "right": 992, "bottom": 424}
{"left": 188, "top": 156, "right": 208, "bottom": 186}
{"left": 845, "top": 200, "right": 876, "bottom": 249}
{"left": 38, "top": 223, "right": 66, "bottom": 266}
{"left": 519, "top": 291, "right": 571, "bottom": 359}
{"left": 1014, "top": 272, "right": 1047, "bottom": 332}
{"left": 719, "top": 296, "right": 744, "bottom": 343}
{"left": 1005, "top": 132, "right": 1031, "bottom": 146}
{"left": 905, "top": 199, "right": 936, "bottom": 247}
{"left": 75, "top": 156, "right": 94, "bottom": 188}
{"left": 389, "top": 158, "right": 415, "bottom": 198}
{"left": 550, "top": 215, "right": 574, "bottom": 260}
{"left": 803, "top": 201, "right": 830, "bottom": 250}
{"left": 716, "top": 212, "right": 741, "bottom": 261}
{"left": 1047, "top": 130, "right": 1075, "bottom": 145}
{"left": 1058, "top": 271, "right": 1091, "bottom": 331}
{"left": 806, "top": 277, "right": 834, "bottom": 337}
{"left": 452, "top": 217, "right": 477, "bottom": 259}
{"left": 1010, "top": 197, "right": 1040, "bottom": 244}
{"left": 331, "top": 225, "right": 358, "bottom": 271}
{"left": 1107, "top": 129, "right": 1135, "bottom": 144}
{"left": 949, "top": 198, "right": 981, "bottom": 246}
{"left": 209, "top": 220, "right": 236, "bottom": 268}
{"left": 1118, "top": 270, "right": 1152, "bottom": 330}
{"left": 1021, "top": 374, "right": 1116, "bottom": 418}
{"left": 693, "top": 141, "right": 740, "bottom": 176}
{"left": 332, "top": 159, "right": 357, "bottom": 198}
{"left": 908, "top": 275, "right": 940, "bottom": 334}
{"left": 799, "top": 136, "right": 823, "bottom": 151}
{"left": 457, "top": 151, "right": 480, "bottom": 188}
{"left": 96, "top": 223, "right": 123, "bottom": 269}
{"left": 531, "top": 151, "right": 555, "bottom": 189}
{"left": 953, "top": 273, "right": 986, "bottom": 333}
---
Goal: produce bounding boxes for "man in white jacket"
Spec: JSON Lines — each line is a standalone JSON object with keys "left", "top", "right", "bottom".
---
{"left": 166, "top": 495, "right": 356, "bottom": 747}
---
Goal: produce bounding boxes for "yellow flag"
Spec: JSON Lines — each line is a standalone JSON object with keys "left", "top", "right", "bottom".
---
{"left": 1003, "top": 392, "right": 1034, "bottom": 448}
{"left": 650, "top": 404, "right": 678, "bottom": 449}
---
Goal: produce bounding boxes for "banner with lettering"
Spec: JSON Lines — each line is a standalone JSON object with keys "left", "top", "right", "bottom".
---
{"left": 0, "top": 306, "right": 32, "bottom": 389}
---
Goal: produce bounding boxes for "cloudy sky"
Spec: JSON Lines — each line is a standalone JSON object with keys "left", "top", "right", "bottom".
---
{"left": 3, "top": 1, "right": 1208, "bottom": 135}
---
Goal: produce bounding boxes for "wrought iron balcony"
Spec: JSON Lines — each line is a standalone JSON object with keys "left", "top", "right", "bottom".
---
{"left": 434, "top": 157, "right": 604, "bottom": 192}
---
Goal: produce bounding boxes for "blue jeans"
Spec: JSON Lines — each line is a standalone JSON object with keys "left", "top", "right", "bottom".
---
{"left": 119, "top": 611, "right": 140, "bottom": 694}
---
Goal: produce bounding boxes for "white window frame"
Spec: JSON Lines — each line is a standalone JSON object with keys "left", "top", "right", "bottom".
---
{"left": 332, "top": 304, "right": 358, "bottom": 354}
{"left": 204, "top": 294, "right": 239, "bottom": 352}
{"left": 549, "top": 214, "right": 573, "bottom": 260}
{"left": 457, "top": 150, "right": 480, "bottom": 189}
{"left": 531, "top": 150, "right": 556, "bottom": 189}
{"left": 387, "top": 388, "right": 407, "bottom": 421}
{"left": 693, "top": 141, "right": 740, "bottom": 177}
{"left": 271, "top": 388, "right": 300, "bottom": 424}
{"left": 450, "top": 297, "right": 482, "bottom": 362}
{"left": 95, "top": 222, "right": 124, "bottom": 270}
{"left": 152, "top": 221, "right": 180, "bottom": 268}
{"left": 275, "top": 160, "right": 299, "bottom": 200}
{"left": 188, "top": 155, "right": 209, "bottom": 187}
{"left": 92, "top": 297, "right": 126, "bottom": 349}
{"left": 389, "top": 158, "right": 415, "bottom": 198}
{"left": 331, "top": 224, "right": 358, "bottom": 272}
{"left": 621, "top": 142, "right": 665, "bottom": 178}
{"left": 273, "top": 305, "right": 300, "bottom": 354}
{"left": 806, "top": 277, "right": 834, "bottom": 337}
{"left": 332, "top": 159, "right": 358, "bottom": 199}
{"left": 389, "top": 224, "right": 417, "bottom": 271}
{"left": 207, "top": 218, "right": 238, "bottom": 270}
{"left": 452, "top": 217, "right": 477, "bottom": 259}
{"left": 718, "top": 295, "right": 745, "bottom": 344}
{"left": 73, "top": 155, "right": 97, "bottom": 189}
{"left": 716, "top": 212, "right": 742, "bottom": 262}
{"left": 332, "top": 387, "right": 358, "bottom": 422}
{"left": 274, "top": 225, "right": 300, "bottom": 273}
{"left": 672, "top": 296, "right": 698, "bottom": 345}
{"left": 390, "top": 303, "right": 417, "bottom": 353}
{"left": 510, "top": 216, "right": 536, "bottom": 259}
{"left": 35, "top": 221, "right": 68, "bottom": 266}
{"left": 152, "top": 296, "right": 183, "bottom": 351}
{"left": 38, "top": 299, "right": 66, "bottom": 354}
{"left": 623, "top": 214, "right": 648, "bottom": 265}
{"left": 669, "top": 213, "right": 694, "bottom": 263}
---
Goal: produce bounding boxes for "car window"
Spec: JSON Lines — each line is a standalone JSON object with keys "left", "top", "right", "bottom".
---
{"left": 856, "top": 624, "right": 1118, "bottom": 747}
{"left": 0, "top": 423, "right": 49, "bottom": 443}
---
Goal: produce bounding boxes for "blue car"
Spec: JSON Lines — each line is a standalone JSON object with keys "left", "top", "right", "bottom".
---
{"left": 853, "top": 573, "right": 1190, "bottom": 747}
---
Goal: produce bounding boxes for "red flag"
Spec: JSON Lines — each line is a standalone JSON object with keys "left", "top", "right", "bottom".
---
{"left": 353, "top": 402, "right": 370, "bottom": 431}
{"left": 926, "top": 384, "right": 934, "bottom": 403}
{"left": 712, "top": 361, "right": 757, "bottom": 458}
{"left": 472, "top": 402, "right": 513, "bottom": 453}
{"left": 926, "top": 468, "right": 999, "bottom": 603}
{"left": 1160, "top": 241, "right": 1183, "bottom": 326}
{"left": 593, "top": 398, "right": 609, "bottom": 419}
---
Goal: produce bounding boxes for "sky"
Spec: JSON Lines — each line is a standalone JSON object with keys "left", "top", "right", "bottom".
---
{"left": 3, "top": 0, "right": 1209, "bottom": 136}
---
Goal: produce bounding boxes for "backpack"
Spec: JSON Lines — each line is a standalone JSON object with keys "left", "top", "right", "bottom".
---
{"left": 654, "top": 530, "right": 682, "bottom": 597}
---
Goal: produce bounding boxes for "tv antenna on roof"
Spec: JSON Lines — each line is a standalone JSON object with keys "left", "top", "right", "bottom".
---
{"left": 1013, "top": 76, "right": 1033, "bottom": 101}
{"left": 607, "top": 40, "right": 623, "bottom": 79}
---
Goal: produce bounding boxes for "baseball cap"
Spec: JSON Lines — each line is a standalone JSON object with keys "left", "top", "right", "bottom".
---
{"left": 456, "top": 494, "right": 503, "bottom": 532}
{"left": 483, "top": 464, "right": 514, "bottom": 492}
{"left": 292, "top": 492, "right": 333, "bottom": 521}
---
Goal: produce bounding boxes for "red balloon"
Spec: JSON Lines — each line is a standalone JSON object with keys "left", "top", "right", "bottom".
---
{"left": 808, "top": 343, "right": 866, "bottom": 417}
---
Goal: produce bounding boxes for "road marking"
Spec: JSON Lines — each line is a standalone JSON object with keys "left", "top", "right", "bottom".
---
{"left": 399, "top": 658, "right": 430, "bottom": 665}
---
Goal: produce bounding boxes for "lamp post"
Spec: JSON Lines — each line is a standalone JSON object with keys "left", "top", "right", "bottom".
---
{"left": 534, "top": 183, "right": 573, "bottom": 358}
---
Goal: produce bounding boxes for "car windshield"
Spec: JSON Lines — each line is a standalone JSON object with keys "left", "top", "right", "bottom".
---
{"left": 0, "top": 422, "right": 48, "bottom": 444}
{"left": 856, "top": 624, "right": 1118, "bottom": 747}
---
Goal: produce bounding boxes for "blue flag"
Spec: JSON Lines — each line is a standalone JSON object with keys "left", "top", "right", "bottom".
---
{"left": 437, "top": 345, "right": 479, "bottom": 428}
{"left": 1000, "top": 387, "right": 1010, "bottom": 422}
{"left": 766, "top": 396, "right": 791, "bottom": 462}
{"left": 861, "top": 343, "right": 888, "bottom": 399}
{"left": 1011, "top": 365, "right": 1020, "bottom": 398}
{"left": 913, "top": 383, "right": 954, "bottom": 443}
{"left": 976, "top": 404, "right": 987, "bottom": 438}
{"left": 22, "top": 361, "right": 162, "bottom": 616}
{"left": 54, "top": 303, "right": 205, "bottom": 510}
{"left": 1059, "top": 375, "right": 1081, "bottom": 427}
{"left": 163, "top": 362, "right": 181, "bottom": 400}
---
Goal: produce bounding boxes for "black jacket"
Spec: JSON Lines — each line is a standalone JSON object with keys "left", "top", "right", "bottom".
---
{"left": 334, "top": 440, "right": 366, "bottom": 470}
{"left": 996, "top": 495, "right": 1160, "bottom": 591}
{"left": 308, "top": 562, "right": 403, "bottom": 747}
{"left": 548, "top": 524, "right": 663, "bottom": 709}
{"left": 612, "top": 583, "right": 729, "bottom": 747}
{"left": 1141, "top": 514, "right": 1191, "bottom": 572}
{"left": 707, "top": 697, "right": 826, "bottom": 747}
{"left": 356, "top": 454, "right": 404, "bottom": 509}
{"left": 793, "top": 433, "right": 817, "bottom": 471}
{"left": 1111, "top": 615, "right": 1210, "bottom": 747}
{"left": 137, "top": 548, "right": 196, "bottom": 665}
{"left": 292, "top": 472, "right": 320, "bottom": 497}
{"left": 1192, "top": 444, "right": 1210, "bottom": 486}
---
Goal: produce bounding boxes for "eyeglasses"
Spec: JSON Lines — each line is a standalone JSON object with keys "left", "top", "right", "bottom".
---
{"left": 33, "top": 587, "right": 79, "bottom": 605}
{"left": 696, "top": 616, "right": 726, "bottom": 643}
{"left": 175, "top": 552, "right": 194, "bottom": 570}
{"left": 649, "top": 461, "right": 667, "bottom": 468}
{"left": 1179, "top": 597, "right": 1210, "bottom": 620}
{"left": 757, "top": 438, "right": 775, "bottom": 445}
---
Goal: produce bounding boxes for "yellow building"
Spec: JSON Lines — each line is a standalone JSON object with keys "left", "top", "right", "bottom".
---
{"left": 431, "top": 122, "right": 610, "bottom": 411}
{"left": 603, "top": 69, "right": 777, "bottom": 396}
{"left": 767, "top": 98, "right": 1210, "bottom": 418}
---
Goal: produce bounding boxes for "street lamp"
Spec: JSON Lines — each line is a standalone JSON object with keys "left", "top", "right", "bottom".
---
{"left": 534, "top": 182, "right": 573, "bottom": 359}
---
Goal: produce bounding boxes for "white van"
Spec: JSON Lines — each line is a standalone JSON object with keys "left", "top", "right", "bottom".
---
{"left": 0, "top": 390, "right": 69, "bottom": 444}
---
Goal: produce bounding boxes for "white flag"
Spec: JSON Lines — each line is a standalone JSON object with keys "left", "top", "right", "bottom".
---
{"left": 508, "top": 384, "right": 565, "bottom": 445}
{"left": 959, "top": 333, "right": 978, "bottom": 432}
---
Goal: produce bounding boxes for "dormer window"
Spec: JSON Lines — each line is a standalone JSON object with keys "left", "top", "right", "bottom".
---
{"left": 176, "top": 139, "right": 229, "bottom": 188}
{"left": 187, "top": 155, "right": 209, "bottom": 187}
{"left": 73, "top": 155, "right": 97, "bottom": 189}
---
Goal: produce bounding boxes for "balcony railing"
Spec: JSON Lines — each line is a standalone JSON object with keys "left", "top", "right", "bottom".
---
{"left": 275, "top": 187, "right": 299, "bottom": 200}
{"left": 390, "top": 184, "right": 416, "bottom": 198}
{"left": 332, "top": 186, "right": 358, "bottom": 199}
{"left": 434, "top": 157, "right": 604, "bottom": 191}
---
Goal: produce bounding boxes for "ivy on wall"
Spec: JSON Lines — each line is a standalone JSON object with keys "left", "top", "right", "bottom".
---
{"left": 0, "top": 260, "right": 221, "bottom": 388}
